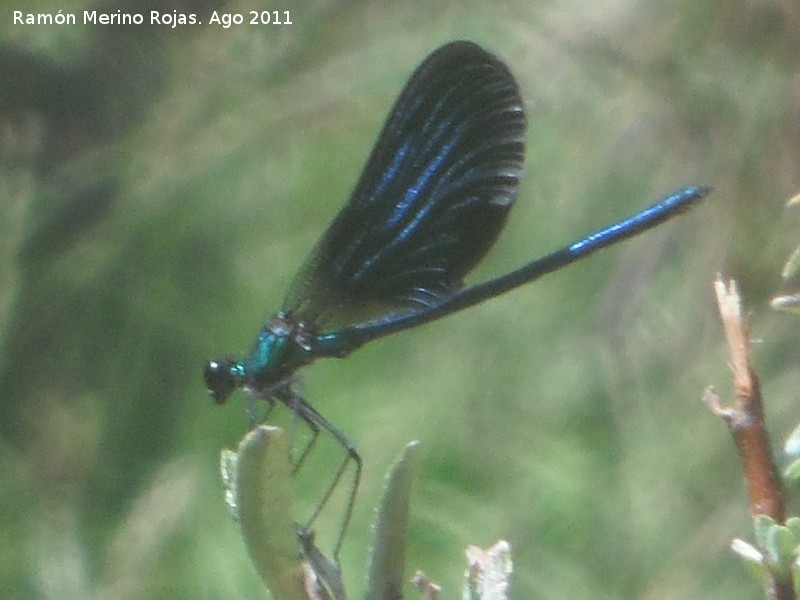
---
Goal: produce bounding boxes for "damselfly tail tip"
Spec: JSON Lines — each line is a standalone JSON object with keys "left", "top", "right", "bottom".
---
{"left": 694, "top": 184, "right": 714, "bottom": 198}
{"left": 672, "top": 184, "right": 714, "bottom": 213}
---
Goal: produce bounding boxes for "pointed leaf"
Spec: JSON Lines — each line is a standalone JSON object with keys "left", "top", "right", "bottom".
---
{"left": 226, "top": 425, "right": 307, "bottom": 600}
{"left": 366, "top": 441, "right": 420, "bottom": 600}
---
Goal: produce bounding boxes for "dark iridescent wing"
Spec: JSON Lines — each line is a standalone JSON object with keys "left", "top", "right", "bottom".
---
{"left": 285, "top": 41, "right": 526, "bottom": 328}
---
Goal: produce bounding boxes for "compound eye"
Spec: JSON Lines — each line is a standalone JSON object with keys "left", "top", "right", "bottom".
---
{"left": 204, "top": 359, "right": 237, "bottom": 404}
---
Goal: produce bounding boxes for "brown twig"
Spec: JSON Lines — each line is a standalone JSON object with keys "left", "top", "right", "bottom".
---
{"left": 705, "top": 277, "right": 792, "bottom": 600}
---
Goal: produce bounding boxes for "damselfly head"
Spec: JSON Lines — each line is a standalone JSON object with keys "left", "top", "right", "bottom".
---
{"left": 204, "top": 357, "right": 241, "bottom": 404}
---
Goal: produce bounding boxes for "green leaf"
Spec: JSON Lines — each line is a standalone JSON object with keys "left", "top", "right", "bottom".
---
{"left": 767, "top": 525, "right": 795, "bottom": 563}
{"left": 366, "top": 441, "right": 420, "bottom": 600}
{"left": 781, "top": 244, "right": 800, "bottom": 282}
{"left": 225, "top": 425, "right": 308, "bottom": 600}
{"left": 770, "top": 293, "right": 800, "bottom": 314}
{"left": 783, "top": 422, "right": 800, "bottom": 463}
{"left": 730, "top": 538, "right": 763, "bottom": 566}
{"left": 765, "top": 524, "right": 795, "bottom": 580}
{"left": 753, "top": 514, "right": 778, "bottom": 550}
{"left": 750, "top": 513, "right": 798, "bottom": 582}
{"left": 782, "top": 458, "right": 800, "bottom": 483}
{"left": 785, "top": 517, "right": 800, "bottom": 543}
{"left": 781, "top": 193, "right": 800, "bottom": 281}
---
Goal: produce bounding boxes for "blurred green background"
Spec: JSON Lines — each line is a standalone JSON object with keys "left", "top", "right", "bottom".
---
{"left": 2, "top": 0, "right": 800, "bottom": 598}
